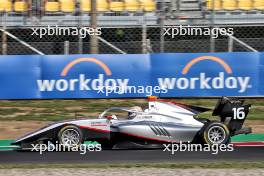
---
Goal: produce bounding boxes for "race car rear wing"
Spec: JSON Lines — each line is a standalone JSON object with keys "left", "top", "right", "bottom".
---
{"left": 212, "top": 97, "right": 251, "bottom": 136}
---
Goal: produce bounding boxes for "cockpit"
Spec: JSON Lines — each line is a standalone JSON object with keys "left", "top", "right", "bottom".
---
{"left": 98, "top": 106, "right": 144, "bottom": 120}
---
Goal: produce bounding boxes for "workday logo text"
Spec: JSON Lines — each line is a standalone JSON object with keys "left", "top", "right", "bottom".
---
{"left": 157, "top": 56, "right": 252, "bottom": 93}
{"left": 37, "top": 58, "right": 130, "bottom": 93}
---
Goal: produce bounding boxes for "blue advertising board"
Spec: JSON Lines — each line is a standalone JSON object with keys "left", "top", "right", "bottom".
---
{"left": 151, "top": 52, "right": 260, "bottom": 97}
{"left": 0, "top": 52, "right": 262, "bottom": 99}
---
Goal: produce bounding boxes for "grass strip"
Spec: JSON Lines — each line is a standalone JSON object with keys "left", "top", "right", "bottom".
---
{"left": 231, "top": 134, "right": 264, "bottom": 142}
{"left": 0, "top": 99, "right": 263, "bottom": 121}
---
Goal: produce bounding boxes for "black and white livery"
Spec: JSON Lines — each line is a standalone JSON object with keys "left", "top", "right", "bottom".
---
{"left": 12, "top": 97, "right": 252, "bottom": 149}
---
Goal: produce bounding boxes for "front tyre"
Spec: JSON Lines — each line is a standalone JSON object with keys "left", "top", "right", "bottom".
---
{"left": 58, "top": 125, "right": 83, "bottom": 147}
{"left": 201, "top": 121, "right": 230, "bottom": 145}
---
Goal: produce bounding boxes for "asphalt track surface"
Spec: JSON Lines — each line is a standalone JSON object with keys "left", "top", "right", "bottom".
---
{"left": 0, "top": 146, "right": 263, "bottom": 164}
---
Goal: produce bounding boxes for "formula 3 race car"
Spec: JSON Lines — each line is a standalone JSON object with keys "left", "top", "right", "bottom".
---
{"left": 12, "top": 96, "right": 252, "bottom": 149}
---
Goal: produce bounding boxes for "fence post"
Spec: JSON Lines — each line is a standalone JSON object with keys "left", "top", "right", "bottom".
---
{"left": 1, "top": 14, "right": 7, "bottom": 55}
{"left": 142, "top": 14, "right": 147, "bottom": 53}
{"left": 90, "top": 0, "right": 98, "bottom": 54}
{"left": 64, "top": 41, "right": 70, "bottom": 55}
{"left": 210, "top": 0, "right": 216, "bottom": 52}
{"left": 2, "top": 26, "right": 7, "bottom": 55}
{"left": 159, "top": 0, "right": 165, "bottom": 53}
{"left": 78, "top": 6, "right": 83, "bottom": 54}
{"left": 228, "top": 36, "right": 234, "bottom": 52}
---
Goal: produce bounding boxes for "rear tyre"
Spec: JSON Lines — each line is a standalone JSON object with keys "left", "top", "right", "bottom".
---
{"left": 201, "top": 121, "right": 230, "bottom": 145}
{"left": 58, "top": 125, "right": 83, "bottom": 147}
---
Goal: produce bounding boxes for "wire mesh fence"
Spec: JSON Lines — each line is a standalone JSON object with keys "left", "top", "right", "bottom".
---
{"left": 1, "top": 0, "right": 264, "bottom": 55}
{"left": 1, "top": 25, "right": 264, "bottom": 55}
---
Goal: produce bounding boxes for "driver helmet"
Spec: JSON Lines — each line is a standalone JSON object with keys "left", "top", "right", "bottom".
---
{"left": 128, "top": 106, "right": 142, "bottom": 119}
